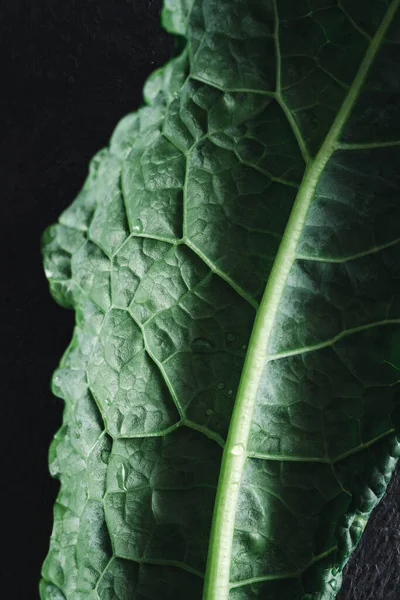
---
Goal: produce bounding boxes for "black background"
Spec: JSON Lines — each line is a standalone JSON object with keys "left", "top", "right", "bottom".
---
{"left": 0, "top": 1, "right": 399, "bottom": 598}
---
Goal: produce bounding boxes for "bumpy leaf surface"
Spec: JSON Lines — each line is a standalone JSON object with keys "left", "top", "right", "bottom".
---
{"left": 41, "top": 1, "right": 400, "bottom": 599}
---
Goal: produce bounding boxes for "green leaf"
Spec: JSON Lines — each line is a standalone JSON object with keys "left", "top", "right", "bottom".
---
{"left": 41, "top": 1, "right": 400, "bottom": 599}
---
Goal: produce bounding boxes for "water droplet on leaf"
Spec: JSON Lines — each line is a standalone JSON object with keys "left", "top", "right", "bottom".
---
{"left": 117, "top": 464, "right": 127, "bottom": 490}
{"left": 328, "top": 579, "right": 337, "bottom": 591}
{"left": 231, "top": 443, "right": 245, "bottom": 456}
{"left": 206, "top": 408, "right": 214, "bottom": 416}
{"left": 248, "top": 532, "right": 265, "bottom": 554}
{"left": 225, "top": 332, "right": 236, "bottom": 343}
{"left": 131, "top": 218, "right": 143, "bottom": 233}
{"left": 217, "top": 382, "right": 225, "bottom": 390}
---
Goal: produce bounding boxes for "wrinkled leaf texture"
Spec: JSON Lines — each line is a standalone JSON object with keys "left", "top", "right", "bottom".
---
{"left": 41, "top": 0, "right": 400, "bottom": 599}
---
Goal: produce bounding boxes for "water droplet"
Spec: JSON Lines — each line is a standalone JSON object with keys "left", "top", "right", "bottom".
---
{"left": 49, "top": 461, "right": 61, "bottom": 478}
{"left": 248, "top": 532, "right": 265, "bottom": 554}
{"left": 228, "top": 389, "right": 233, "bottom": 396}
{"left": 231, "top": 443, "right": 245, "bottom": 456}
{"left": 101, "top": 450, "right": 110, "bottom": 464}
{"left": 241, "top": 344, "right": 247, "bottom": 351}
{"left": 225, "top": 332, "right": 236, "bottom": 343}
{"left": 328, "top": 579, "right": 337, "bottom": 591}
{"left": 217, "top": 382, "right": 225, "bottom": 390}
{"left": 131, "top": 218, "right": 143, "bottom": 233}
{"left": 190, "top": 337, "right": 215, "bottom": 351}
{"left": 117, "top": 464, "right": 127, "bottom": 490}
{"left": 74, "top": 430, "right": 81, "bottom": 439}
{"left": 206, "top": 408, "right": 214, "bottom": 416}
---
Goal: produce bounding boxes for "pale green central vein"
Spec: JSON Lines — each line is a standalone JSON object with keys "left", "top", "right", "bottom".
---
{"left": 202, "top": 2, "right": 400, "bottom": 599}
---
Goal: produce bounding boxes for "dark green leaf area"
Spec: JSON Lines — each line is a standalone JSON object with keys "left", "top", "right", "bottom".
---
{"left": 105, "top": 429, "right": 221, "bottom": 571}
{"left": 122, "top": 73, "right": 305, "bottom": 301}
{"left": 340, "top": 0, "right": 389, "bottom": 36}
{"left": 251, "top": 324, "right": 400, "bottom": 459}
{"left": 42, "top": 558, "right": 203, "bottom": 600}
{"left": 271, "top": 246, "right": 400, "bottom": 354}
{"left": 277, "top": 0, "right": 368, "bottom": 154}
{"left": 188, "top": 1, "right": 276, "bottom": 92}
{"left": 42, "top": 428, "right": 112, "bottom": 596}
{"left": 94, "top": 560, "right": 203, "bottom": 600}
{"left": 230, "top": 434, "right": 400, "bottom": 595}
{"left": 342, "top": 32, "right": 400, "bottom": 143}
{"left": 298, "top": 148, "right": 400, "bottom": 260}
{"left": 185, "top": 138, "right": 297, "bottom": 300}
{"left": 87, "top": 308, "right": 179, "bottom": 438}
{"left": 229, "top": 553, "right": 340, "bottom": 599}
{"left": 122, "top": 135, "right": 185, "bottom": 241}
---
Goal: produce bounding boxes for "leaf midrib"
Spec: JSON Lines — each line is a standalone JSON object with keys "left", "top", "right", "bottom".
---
{"left": 202, "top": 1, "right": 400, "bottom": 598}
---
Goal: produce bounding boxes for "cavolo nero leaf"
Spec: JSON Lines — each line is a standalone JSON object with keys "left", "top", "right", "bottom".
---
{"left": 40, "top": 1, "right": 400, "bottom": 599}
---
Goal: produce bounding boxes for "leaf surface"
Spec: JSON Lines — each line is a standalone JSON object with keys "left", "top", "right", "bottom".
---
{"left": 41, "top": 1, "right": 400, "bottom": 599}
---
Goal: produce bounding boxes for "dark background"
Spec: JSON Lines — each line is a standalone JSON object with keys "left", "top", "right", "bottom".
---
{"left": 0, "top": 1, "right": 399, "bottom": 598}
